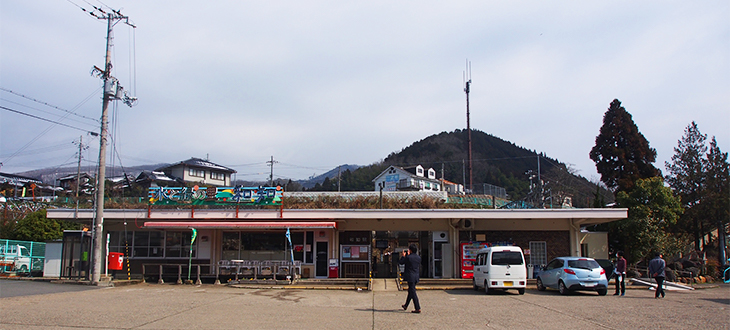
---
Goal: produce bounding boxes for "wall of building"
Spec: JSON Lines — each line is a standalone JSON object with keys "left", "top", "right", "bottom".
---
{"left": 579, "top": 231, "right": 609, "bottom": 259}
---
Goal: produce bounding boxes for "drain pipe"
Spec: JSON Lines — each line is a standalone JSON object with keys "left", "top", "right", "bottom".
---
{"left": 570, "top": 219, "right": 581, "bottom": 257}
{"left": 449, "top": 219, "right": 460, "bottom": 279}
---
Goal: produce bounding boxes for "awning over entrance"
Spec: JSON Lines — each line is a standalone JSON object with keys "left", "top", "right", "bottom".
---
{"left": 142, "top": 221, "right": 337, "bottom": 229}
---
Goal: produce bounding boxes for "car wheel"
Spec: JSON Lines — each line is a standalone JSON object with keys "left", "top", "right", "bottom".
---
{"left": 518, "top": 288, "right": 525, "bottom": 295}
{"left": 558, "top": 281, "right": 569, "bottom": 295}
{"left": 484, "top": 281, "right": 492, "bottom": 294}
{"left": 18, "top": 265, "right": 28, "bottom": 273}
{"left": 597, "top": 288, "right": 607, "bottom": 296}
{"left": 473, "top": 279, "right": 479, "bottom": 291}
{"left": 536, "top": 278, "right": 546, "bottom": 291}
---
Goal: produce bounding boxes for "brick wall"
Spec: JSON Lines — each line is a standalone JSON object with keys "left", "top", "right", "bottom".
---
{"left": 459, "top": 230, "right": 570, "bottom": 261}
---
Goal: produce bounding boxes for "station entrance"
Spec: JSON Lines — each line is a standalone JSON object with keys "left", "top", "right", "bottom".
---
{"left": 369, "top": 231, "right": 431, "bottom": 279}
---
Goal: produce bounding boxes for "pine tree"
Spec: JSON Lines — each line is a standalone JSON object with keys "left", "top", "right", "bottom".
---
{"left": 702, "top": 137, "right": 729, "bottom": 264}
{"left": 665, "top": 121, "right": 708, "bottom": 249}
{"left": 590, "top": 99, "right": 660, "bottom": 193}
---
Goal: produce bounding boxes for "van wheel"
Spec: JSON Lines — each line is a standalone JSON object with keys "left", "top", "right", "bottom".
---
{"left": 536, "top": 278, "right": 546, "bottom": 291}
{"left": 18, "top": 265, "right": 28, "bottom": 273}
{"left": 518, "top": 288, "right": 525, "bottom": 295}
{"left": 473, "top": 279, "right": 479, "bottom": 291}
{"left": 484, "top": 281, "right": 492, "bottom": 294}
{"left": 558, "top": 281, "right": 569, "bottom": 295}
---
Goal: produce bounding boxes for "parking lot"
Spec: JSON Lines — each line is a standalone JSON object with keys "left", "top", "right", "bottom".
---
{"left": 0, "top": 281, "right": 727, "bottom": 329}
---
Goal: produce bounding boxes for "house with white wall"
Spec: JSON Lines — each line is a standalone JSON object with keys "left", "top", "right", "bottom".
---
{"left": 156, "top": 158, "right": 236, "bottom": 187}
{"left": 372, "top": 165, "right": 441, "bottom": 192}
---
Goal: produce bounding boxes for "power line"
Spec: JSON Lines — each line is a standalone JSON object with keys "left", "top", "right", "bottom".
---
{"left": 0, "top": 87, "right": 100, "bottom": 123}
{"left": 0, "top": 142, "right": 75, "bottom": 158}
{"left": 0, "top": 105, "right": 97, "bottom": 134}
{"left": 0, "top": 98, "right": 99, "bottom": 128}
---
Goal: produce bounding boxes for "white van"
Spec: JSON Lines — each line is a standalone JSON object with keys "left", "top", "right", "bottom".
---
{"left": 472, "top": 246, "right": 526, "bottom": 294}
{"left": 0, "top": 244, "right": 31, "bottom": 273}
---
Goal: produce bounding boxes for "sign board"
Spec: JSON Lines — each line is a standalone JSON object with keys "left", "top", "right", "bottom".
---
{"left": 148, "top": 186, "right": 283, "bottom": 205}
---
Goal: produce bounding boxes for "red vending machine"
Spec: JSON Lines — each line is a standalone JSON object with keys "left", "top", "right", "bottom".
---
{"left": 460, "top": 242, "right": 489, "bottom": 278}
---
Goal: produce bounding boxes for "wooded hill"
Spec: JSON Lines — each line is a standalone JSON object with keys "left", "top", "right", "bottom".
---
{"left": 308, "top": 129, "right": 613, "bottom": 208}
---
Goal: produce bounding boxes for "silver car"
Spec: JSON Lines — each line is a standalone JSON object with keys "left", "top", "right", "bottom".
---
{"left": 536, "top": 257, "right": 608, "bottom": 295}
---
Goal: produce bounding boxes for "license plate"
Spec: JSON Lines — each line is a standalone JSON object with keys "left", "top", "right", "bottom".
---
{"left": 583, "top": 282, "right": 596, "bottom": 287}
{"left": 503, "top": 281, "right": 513, "bottom": 286}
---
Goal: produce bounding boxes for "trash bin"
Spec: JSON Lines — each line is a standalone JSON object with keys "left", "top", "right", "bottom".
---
{"left": 328, "top": 258, "right": 338, "bottom": 278}
{"left": 108, "top": 252, "right": 124, "bottom": 271}
{"left": 527, "top": 264, "right": 534, "bottom": 279}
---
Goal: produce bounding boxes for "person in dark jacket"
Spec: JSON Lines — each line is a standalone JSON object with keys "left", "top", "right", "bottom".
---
{"left": 614, "top": 251, "right": 627, "bottom": 296}
{"left": 399, "top": 244, "right": 421, "bottom": 313}
{"left": 648, "top": 252, "right": 666, "bottom": 298}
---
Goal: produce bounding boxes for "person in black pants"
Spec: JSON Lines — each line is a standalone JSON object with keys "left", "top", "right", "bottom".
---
{"left": 614, "top": 251, "right": 627, "bottom": 296}
{"left": 648, "top": 252, "right": 666, "bottom": 298}
{"left": 399, "top": 244, "right": 421, "bottom": 313}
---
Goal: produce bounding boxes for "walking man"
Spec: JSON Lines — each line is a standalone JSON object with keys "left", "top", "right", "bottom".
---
{"left": 399, "top": 244, "right": 421, "bottom": 313}
{"left": 614, "top": 251, "right": 627, "bottom": 296}
{"left": 648, "top": 252, "right": 666, "bottom": 298}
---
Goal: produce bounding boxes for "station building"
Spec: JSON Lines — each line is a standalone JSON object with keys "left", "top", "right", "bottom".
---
{"left": 46, "top": 190, "right": 625, "bottom": 281}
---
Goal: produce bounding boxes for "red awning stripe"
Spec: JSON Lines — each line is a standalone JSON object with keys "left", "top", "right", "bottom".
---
{"left": 142, "top": 221, "right": 337, "bottom": 229}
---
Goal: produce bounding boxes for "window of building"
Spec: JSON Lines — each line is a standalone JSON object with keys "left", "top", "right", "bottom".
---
{"left": 220, "top": 232, "right": 286, "bottom": 260}
{"left": 221, "top": 231, "right": 314, "bottom": 263}
{"left": 165, "top": 231, "right": 196, "bottom": 258}
{"left": 108, "top": 231, "right": 190, "bottom": 258}
{"left": 189, "top": 168, "right": 205, "bottom": 178}
{"left": 529, "top": 241, "right": 547, "bottom": 266}
{"left": 132, "top": 231, "right": 164, "bottom": 257}
{"left": 210, "top": 172, "right": 225, "bottom": 180}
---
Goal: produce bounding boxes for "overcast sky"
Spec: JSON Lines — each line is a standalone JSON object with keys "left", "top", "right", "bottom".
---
{"left": 1, "top": 1, "right": 728, "bottom": 184}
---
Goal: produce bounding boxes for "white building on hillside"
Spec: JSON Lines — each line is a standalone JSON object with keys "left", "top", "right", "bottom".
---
{"left": 372, "top": 165, "right": 441, "bottom": 192}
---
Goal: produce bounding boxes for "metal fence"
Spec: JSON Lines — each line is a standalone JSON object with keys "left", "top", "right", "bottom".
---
{"left": 0, "top": 239, "right": 45, "bottom": 275}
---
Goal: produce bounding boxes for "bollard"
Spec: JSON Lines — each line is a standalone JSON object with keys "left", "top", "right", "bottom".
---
{"left": 158, "top": 265, "right": 164, "bottom": 284}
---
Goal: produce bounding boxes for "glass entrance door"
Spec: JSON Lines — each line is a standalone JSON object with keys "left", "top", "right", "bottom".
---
{"left": 433, "top": 241, "right": 444, "bottom": 278}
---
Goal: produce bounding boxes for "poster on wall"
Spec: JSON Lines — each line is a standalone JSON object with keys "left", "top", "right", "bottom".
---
{"left": 341, "top": 245, "right": 369, "bottom": 261}
{"left": 343, "top": 247, "right": 351, "bottom": 258}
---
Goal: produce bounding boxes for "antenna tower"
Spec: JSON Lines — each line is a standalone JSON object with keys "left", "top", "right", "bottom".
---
{"left": 464, "top": 60, "right": 473, "bottom": 192}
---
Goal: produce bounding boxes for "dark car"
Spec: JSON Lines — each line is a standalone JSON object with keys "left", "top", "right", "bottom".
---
{"left": 595, "top": 259, "right": 615, "bottom": 279}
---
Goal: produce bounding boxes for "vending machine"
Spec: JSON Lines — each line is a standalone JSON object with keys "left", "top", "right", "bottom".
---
{"left": 460, "top": 242, "right": 489, "bottom": 279}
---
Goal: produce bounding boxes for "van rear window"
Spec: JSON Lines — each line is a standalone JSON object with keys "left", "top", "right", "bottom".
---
{"left": 491, "top": 251, "right": 523, "bottom": 265}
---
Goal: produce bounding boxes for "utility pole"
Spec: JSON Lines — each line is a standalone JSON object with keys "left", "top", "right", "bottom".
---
{"left": 464, "top": 60, "right": 473, "bottom": 193}
{"left": 537, "top": 154, "right": 544, "bottom": 208}
{"left": 73, "top": 136, "right": 88, "bottom": 219}
{"left": 83, "top": 5, "right": 137, "bottom": 285}
{"left": 267, "top": 156, "right": 278, "bottom": 186}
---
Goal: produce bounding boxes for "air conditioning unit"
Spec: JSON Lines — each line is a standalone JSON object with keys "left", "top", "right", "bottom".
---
{"left": 459, "top": 219, "right": 474, "bottom": 230}
{"left": 433, "top": 231, "right": 448, "bottom": 242}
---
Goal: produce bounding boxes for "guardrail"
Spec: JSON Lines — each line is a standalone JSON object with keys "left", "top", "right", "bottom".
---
{"left": 215, "top": 260, "right": 301, "bottom": 283}
{"left": 141, "top": 264, "right": 210, "bottom": 285}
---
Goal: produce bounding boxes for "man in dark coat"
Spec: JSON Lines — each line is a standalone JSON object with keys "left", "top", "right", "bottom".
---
{"left": 648, "top": 252, "right": 666, "bottom": 298}
{"left": 399, "top": 244, "right": 421, "bottom": 313}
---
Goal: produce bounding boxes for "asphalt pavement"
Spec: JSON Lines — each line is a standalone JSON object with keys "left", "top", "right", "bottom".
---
{"left": 0, "top": 280, "right": 728, "bottom": 329}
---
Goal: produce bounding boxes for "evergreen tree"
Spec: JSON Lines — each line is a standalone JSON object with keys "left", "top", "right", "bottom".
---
{"left": 665, "top": 121, "right": 708, "bottom": 249}
{"left": 590, "top": 99, "right": 660, "bottom": 194}
{"left": 613, "top": 177, "right": 684, "bottom": 264}
{"left": 11, "top": 209, "right": 80, "bottom": 242}
{"left": 702, "top": 137, "right": 730, "bottom": 264}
